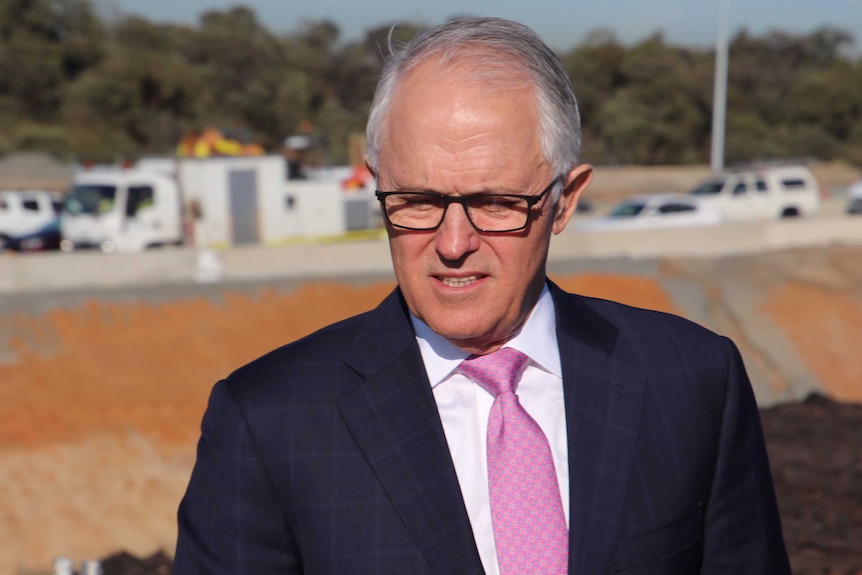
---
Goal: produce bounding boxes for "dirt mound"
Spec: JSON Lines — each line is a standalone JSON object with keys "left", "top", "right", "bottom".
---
{"left": 761, "top": 394, "right": 862, "bottom": 574}
{"left": 100, "top": 550, "right": 172, "bottom": 575}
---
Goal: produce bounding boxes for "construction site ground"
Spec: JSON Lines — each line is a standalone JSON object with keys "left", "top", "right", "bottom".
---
{"left": 1, "top": 159, "right": 861, "bottom": 574}
{"left": 1, "top": 243, "right": 860, "bottom": 574}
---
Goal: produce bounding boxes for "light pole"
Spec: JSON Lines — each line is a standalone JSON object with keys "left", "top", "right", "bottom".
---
{"left": 710, "top": 0, "right": 730, "bottom": 172}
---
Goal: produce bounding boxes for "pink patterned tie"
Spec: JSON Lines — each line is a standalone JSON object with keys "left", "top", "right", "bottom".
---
{"left": 459, "top": 348, "right": 568, "bottom": 575}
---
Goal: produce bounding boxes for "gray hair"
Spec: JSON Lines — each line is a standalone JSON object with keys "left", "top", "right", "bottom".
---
{"left": 365, "top": 17, "right": 582, "bottom": 180}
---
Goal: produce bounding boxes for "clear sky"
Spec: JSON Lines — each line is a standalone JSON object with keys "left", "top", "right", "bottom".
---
{"left": 102, "top": 0, "right": 862, "bottom": 52}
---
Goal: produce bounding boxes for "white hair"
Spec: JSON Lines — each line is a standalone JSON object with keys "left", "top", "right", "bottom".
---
{"left": 365, "top": 17, "right": 582, "bottom": 189}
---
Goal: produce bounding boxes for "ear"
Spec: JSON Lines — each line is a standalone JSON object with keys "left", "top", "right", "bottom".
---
{"left": 552, "top": 164, "right": 593, "bottom": 234}
{"left": 364, "top": 155, "right": 377, "bottom": 180}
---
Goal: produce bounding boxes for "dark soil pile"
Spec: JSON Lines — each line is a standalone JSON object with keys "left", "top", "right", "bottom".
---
{"left": 98, "top": 394, "right": 862, "bottom": 575}
{"left": 761, "top": 393, "right": 862, "bottom": 575}
{"left": 101, "top": 551, "right": 171, "bottom": 575}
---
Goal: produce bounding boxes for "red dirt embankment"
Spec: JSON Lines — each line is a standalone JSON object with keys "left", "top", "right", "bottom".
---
{"left": 0, "top": 246, "right": 860, "bottom": 574}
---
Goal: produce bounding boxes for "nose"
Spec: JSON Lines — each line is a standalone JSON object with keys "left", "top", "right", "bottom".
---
{"left": 435, "top": 202, "right": 480, "bottom": 262}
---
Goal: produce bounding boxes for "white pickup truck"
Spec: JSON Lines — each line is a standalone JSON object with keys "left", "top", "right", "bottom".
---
{"left": 689, "top": 165, "right": 822, "bottom": 221}
{"left": 0, "top": 189, "right": 63, "bottom": 241}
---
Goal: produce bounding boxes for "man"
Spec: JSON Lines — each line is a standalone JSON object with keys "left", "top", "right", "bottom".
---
{"left": 175, "top": 17, "right": 791, "bottom": 574}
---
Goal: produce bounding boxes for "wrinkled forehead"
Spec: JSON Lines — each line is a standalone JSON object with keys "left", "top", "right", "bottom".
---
{"left": 375, "top": 64, "right": 547, "bottom": 190}
{"left": 382, "top": 59, "right": 539, "bottom": 149}
{"left": 379, "top": 54, "right": 538, "bottom": 155}
{"left": 398, "top": 49, "right": 534, "bottom": 99}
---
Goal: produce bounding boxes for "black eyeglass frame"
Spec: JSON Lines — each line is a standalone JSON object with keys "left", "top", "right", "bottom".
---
{"left": 375, "top": 177, "right": 561, "bottom": 233}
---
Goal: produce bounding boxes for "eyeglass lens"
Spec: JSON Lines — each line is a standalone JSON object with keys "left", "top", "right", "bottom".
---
{"left": 383, "top": 194, "right": 532, "bottom": 231}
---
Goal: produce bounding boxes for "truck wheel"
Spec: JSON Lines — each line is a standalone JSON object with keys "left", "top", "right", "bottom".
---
{"left": 781, "top": 207, "right": 800, "bottom": 218}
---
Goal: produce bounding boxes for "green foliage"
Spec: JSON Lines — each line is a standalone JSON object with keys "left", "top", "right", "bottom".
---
{"left": 11, "top": 123, "right": 71, "bottom": 157}
{"left": 0, "top": 1, "right": 860, "bottom": 166}
{"left": 578, "top": 33, "right": 713, "bottom": 164}
{"left": 0, "top": 0, "right": 105, "bottom": 122}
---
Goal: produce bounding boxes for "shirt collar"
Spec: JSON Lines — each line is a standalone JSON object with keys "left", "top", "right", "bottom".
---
{"left": 411, "top": 283, "right": 561, "bottom": 388}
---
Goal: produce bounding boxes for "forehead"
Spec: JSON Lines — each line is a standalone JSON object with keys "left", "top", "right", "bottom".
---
{"left": 406, "top": 47, "right": 530, "bottom": 87}
{"left": 393, "top": 54, "right": 534, "bottom": 115}
{"left": 377, "top": 58, "right": 544, "bottom": 183}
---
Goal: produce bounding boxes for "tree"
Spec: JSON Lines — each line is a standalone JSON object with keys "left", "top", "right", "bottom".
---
{"left": 724, "top": 26, "right": 858, "bottom": 162}
{"left": 0, "top": 0, "right": 105, "bottom": 125}
{"left": 585, "top": 33, "right": 712, "bottom": 164}
{"left": 187, "top": 6, "right": 286, "bottom": 133}
{"left": 1, "top": 2, "right": 860, "bottom": 166}
{"left": 61, "top": 15, "right": 202, "bottom": 159}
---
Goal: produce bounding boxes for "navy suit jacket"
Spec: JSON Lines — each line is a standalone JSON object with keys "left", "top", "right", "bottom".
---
{"left": 175, "top": 281, "right": 790, "bottom": 574}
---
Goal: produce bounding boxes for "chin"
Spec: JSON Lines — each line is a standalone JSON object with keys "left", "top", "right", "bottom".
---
{"left": 431, "top": 321, "right": 506, "bottom": 353}
{"left": 433, "top": 324, "right": 483, "bottom": 343}
{"left": 426, "top": 320, "right": 475, "bottom": 340}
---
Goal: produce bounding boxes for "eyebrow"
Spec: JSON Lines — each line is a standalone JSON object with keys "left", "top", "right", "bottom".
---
{"left": 382, "top": 183, "right": 533, "bottom": 196}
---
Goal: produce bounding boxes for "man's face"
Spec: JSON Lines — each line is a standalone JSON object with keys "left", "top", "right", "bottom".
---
{"left": 375, "top": 60, "right": 590, "bottom": 355}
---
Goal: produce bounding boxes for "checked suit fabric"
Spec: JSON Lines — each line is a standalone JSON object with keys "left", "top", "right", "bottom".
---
{"left": 459, "top": 347, "right": 568, "bottom": 575}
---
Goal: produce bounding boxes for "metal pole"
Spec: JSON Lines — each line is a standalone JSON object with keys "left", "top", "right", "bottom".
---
{"left": 710, "top": 0, "right": 730, "bottom": 172}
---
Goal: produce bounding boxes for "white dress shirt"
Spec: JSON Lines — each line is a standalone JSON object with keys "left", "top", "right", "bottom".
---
{"left": 410, "top": 286, "right": 569, "bottom": 575}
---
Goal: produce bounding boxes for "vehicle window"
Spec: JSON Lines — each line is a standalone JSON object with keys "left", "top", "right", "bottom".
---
{"left": 690, "top": 180, "right": 725, "bottom": 196}
{"left": 780, "top": 178, "right": 809, "bottom": 191}
{"left": 732, "top": 182, "right": 747, "bottom": 196}
{"left": 609, "top": 202, "right": 645, "bottom": 218}
{"left": 756, "top": 179, "right": 768, "bottom": 192}
{"left": 52, "top": 200, "right": 64, "bottom": 213}
{"left": 65, "top": 185, "right": 117, "bottom": 215}
{"left": 658, "top": 203, "right": 696, "bottom": 214}
{"left": 22, "top": 199, "right": 40, "bottom": 211}
{"left": 126, "top": 186, "right": 155, "bottom": 217}
{"left": 0, "top": 199, "right": 7, "bottom": 212}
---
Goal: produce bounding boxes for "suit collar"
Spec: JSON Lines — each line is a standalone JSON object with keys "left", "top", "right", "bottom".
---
{"left": 341, "top": 289, "right": 416, "bottom": 379}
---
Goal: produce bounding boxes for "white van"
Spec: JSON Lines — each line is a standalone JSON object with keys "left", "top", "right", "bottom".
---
{"left": 60, "top": 169, "right": 183, "bottom": 253}
{"left": 689, "top": 165, "right": 822, "bottom": 221}
{"left": 0, "top": 189, "right": 63, "bottom": 240}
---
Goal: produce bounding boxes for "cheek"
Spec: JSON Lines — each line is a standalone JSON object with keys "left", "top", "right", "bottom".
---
{"left": 491, "top": 236, "right": 551, "bottom": 300}
{"left": 389, "top": 234, "right": 429, "bottom": 274}
{"left": 490, "top": 235, "right": 545, "bottom": 275}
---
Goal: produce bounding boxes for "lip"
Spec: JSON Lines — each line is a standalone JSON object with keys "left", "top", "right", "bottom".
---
{"left": 433, "top": 273, "right": 487, "bottom": 289}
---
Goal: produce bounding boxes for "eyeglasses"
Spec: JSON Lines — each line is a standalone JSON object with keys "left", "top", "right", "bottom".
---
{"left": 375, "top": 178, "right": 560, "bottom": 233}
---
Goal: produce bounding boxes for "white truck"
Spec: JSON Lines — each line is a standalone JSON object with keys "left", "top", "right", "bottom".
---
{"left": 60, "top": 169, "right": 183, "bottom": 253}
{"left": 688, "top": 165, "right": 822, "bottom": 221}
{"left": 60, "top": 156, "right": 377, "bottom": 253}
{"left": 137, "top": 156, "right": 364, "bottom": 248}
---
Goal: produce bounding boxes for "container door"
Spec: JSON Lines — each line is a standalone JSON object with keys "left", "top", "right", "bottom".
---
{"left": 228, "top": 169, "right": 259, "bottom": 245}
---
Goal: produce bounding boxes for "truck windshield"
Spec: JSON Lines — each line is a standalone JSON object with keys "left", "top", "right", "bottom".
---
{"left": 690, "top": 180, "right": 725, "bottom": 196}
{"left": 65, "top": 185, "right": 117, "bottom": 215}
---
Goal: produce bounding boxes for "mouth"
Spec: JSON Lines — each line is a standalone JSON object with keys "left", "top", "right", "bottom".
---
{"left": 437, "top": 275, "right": 483, "bottom": 288}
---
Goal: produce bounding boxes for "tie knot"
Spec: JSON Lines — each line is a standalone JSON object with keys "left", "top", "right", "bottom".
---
{"left": 459, "top": 347, "right": 530, "bottom": 396}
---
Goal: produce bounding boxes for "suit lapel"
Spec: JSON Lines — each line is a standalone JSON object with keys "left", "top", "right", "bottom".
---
{"left": 336, "top": 290, "right": 484, "bottom": 575}
{"left": 551, "top": 283, "right": 645, "bottom": 574}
